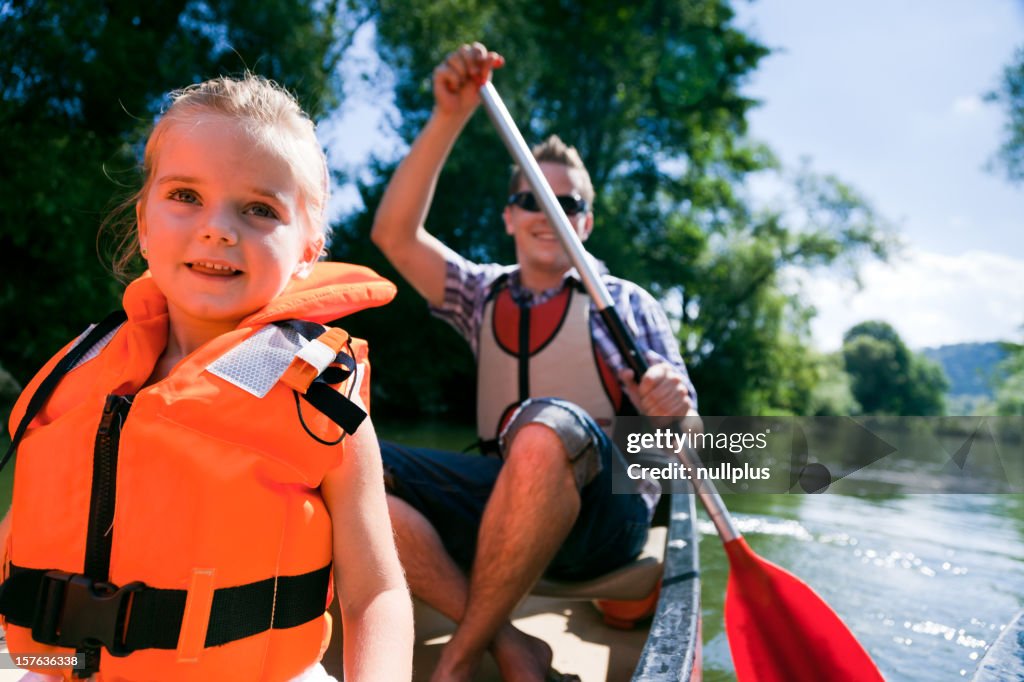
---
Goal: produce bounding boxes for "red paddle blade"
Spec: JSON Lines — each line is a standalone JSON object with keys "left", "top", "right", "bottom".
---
{"left": 723, "top": 538, "right": 884, "bottom": 682}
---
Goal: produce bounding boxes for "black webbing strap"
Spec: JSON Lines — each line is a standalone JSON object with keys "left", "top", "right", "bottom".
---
{"left": 474, "top": 438, "right": 501, "bottom": 456}
{"left": 301, "top": 379, "right": 366, "bottom": 435}
{"left": 0, "top": 310, "right": 128, "bottom": 474}
{"left": 0, "top": 563, "right": 331, "bottom": 651}
{"left": 278, "top": 319, "right": 366, "bottom": 438}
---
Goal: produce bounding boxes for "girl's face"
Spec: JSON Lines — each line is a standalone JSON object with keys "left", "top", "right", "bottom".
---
{"left": 138, "top": 115, "right": 322, "bottom": 334}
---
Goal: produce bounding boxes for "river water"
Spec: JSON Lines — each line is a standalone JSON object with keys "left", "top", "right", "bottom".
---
{"left": 377, "top": 420, "right": 1024, "bottom": 681}
{"left": 698, "top": 493, "right": 1024, "bottom": 681}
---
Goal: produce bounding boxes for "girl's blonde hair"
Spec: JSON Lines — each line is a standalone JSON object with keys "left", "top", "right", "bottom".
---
{"left": 106, "top": 74, "right": 329, "bottom": 280}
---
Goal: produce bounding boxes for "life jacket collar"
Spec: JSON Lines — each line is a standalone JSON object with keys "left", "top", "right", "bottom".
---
{"left": 122, "top": 262, "right": 397, "bottom": 328}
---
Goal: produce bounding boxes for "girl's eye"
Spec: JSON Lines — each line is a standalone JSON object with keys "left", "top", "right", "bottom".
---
{"left": 246, "top": 203, "right": 279, "bottom": 220}
{"left": 168, "top": 189, "right": 199, "bottom": 204}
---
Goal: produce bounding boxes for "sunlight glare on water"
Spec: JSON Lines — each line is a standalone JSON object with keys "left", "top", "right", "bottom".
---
{"left": 697, "top": 493, "right": 1024, "bottom": 682}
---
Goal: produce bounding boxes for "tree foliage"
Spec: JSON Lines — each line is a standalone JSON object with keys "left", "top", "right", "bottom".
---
{"left": 994, "top": 335, "right": 1024, "bottom": 415}
{"left": 0, "top": 0, "right": 361, "bottom": 383}
{"left": 841, "top": 321, "right": 949, "bottom": 416}
{"left": 987, "top": 46, "right": 1024, "bottom": 184}
{"left": 1, "top": 0, "right": 898, "bottom": 420}
{"left": 806, "top": 352, "right": 860, "bottom": 416}
{"left": 337, "top": 0, "right": 895, "bottom": 417}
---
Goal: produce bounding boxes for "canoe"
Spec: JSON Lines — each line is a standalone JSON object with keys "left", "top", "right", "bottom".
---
{"left": 390, "top": 491, "right": 703, "bottom": 681}
{"left": 972, "top": 608, "right": 1024, "bottom": 682}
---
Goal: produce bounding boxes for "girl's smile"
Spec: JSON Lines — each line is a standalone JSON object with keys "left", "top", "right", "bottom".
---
{"left": 186, "top": 260, "right": 244, "bottom": 276}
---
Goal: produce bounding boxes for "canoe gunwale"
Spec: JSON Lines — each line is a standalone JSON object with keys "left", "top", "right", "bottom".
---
{"left": 632, "top": 491, "right": 702, "bottom": 681}
{"left": 971, "top": 608, "right": 1024, "bottom": 681}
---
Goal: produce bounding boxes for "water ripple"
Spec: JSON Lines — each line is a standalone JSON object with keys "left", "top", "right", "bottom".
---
{"left": 697, "top": 515, "right": 813, "bottom": 540}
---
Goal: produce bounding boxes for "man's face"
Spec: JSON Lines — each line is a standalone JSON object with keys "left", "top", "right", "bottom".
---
{"left": 503, "top": 162, "right": 593, "bottom": 283}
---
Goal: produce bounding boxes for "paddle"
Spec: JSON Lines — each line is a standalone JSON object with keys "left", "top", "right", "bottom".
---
{"left": 478, "top": 79, "right": 884, "bottom": 682}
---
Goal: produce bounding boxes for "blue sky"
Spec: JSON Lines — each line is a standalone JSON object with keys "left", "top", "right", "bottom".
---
{"left": 733, "top": 0, "right": 1024, "bottom": 349}
{"left": 322, "top": 2, "right": 1024, "bottom": 351}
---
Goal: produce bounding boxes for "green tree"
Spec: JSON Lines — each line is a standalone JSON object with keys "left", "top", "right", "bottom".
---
{"left": 841, "top": 321, "right": 948, "bottom": 415}
{"left": 0, "top": 0, "right": 363, "bottom": 383}
{"left": 986, "top": 43, "right": 1024, "bottom": 412}
{"left": 995, "top": 372, "right": 1024, "bottom": 415}
{"left": 807, "top": 352, "right": 860, "bottom": 416}
{"left": 687, "top": 165, "right": 895, "bottom": 415}
{"left": 337, "top": 0, "right": 895, "bottom": 417}
{"left": 987, "top": 46, "right": 1024, "bottom": 183}
{"left": 904, "top": 354, "right": 950, "bottom": 416}
{"left": 994, "top": 335, "right": 1024, "bottom": 415}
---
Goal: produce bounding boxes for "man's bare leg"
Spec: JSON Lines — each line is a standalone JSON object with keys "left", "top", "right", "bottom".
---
{"left": 433, "top": 423, "right": 582, "bottom": 681}
{"left": 387, "top": 495, "right": 469, "bottom": 620}
{"left": 387, "top": 495, "right": 558, "bottom": 680}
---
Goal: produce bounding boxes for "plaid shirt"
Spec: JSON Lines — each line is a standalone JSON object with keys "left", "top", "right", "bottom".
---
{"left": 429, "top": 251, "right": 697, "bottom": 405}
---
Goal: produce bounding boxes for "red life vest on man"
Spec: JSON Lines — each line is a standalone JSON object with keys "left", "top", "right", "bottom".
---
{"left": 476, "top": 275, "right": 630, "bottom": 447}
{"left": 0, "top": 263, "right": 395, "bottom": 681}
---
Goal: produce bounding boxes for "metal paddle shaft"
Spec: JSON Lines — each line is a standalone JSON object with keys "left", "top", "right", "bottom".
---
{"left": 479, "top": 80, "right": 739, "bottom": 542}
{"left": 479, "top": 78, "right": 885, "bottom": 682}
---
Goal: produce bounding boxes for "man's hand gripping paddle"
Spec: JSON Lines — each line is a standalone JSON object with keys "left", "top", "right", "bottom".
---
{"left": 477, "top": 78, "right": 885, "bottom": 682}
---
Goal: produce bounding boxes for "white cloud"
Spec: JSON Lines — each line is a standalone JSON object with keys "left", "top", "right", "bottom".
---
{"left": 791, "top": 249, "right": 1024, "bottom": 351}
{"left": 951, "top": 94, "right": 983, "bottom": 117}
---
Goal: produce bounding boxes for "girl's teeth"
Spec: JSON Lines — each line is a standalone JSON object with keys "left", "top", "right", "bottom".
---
{"left": 191, "top": 262, "right": 238, "bottom": 274}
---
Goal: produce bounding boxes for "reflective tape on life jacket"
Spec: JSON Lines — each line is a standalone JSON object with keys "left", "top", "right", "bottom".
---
{"left": 476, "top": 277, "right": 625, "bottom": 447}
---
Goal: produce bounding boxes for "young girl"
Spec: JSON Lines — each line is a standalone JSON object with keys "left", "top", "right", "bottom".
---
{"left": 0, "top": 75, "right": 413, "bottom": 681}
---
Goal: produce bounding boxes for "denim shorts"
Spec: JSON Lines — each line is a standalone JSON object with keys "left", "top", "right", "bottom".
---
{"left": 380, "top": 398, "right": 649, "bottom": 581}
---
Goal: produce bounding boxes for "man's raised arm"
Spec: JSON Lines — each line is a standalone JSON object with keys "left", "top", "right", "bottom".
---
{"left": 371, "top": 43, "right": 504, "bottom": 308}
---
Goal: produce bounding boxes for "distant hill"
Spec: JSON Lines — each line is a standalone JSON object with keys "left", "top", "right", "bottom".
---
{"left": 920, "top": 342, "right": 1007, "bottom": 398}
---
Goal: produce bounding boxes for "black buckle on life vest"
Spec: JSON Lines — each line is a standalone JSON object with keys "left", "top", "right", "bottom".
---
{"left": 32, "top": 571, "right": 145, "bottom": 657}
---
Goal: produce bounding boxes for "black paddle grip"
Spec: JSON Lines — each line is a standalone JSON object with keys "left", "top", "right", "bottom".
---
{"left": 598, "top": 306, "right": 649, "bottom": 381}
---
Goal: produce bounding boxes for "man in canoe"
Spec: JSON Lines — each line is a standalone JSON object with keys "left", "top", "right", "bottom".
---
{"left": 371, "top": 42, "right": 698, "bottom": 682}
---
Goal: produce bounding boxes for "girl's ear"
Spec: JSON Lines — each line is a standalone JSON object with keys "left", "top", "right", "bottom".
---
{"left": 293, "top": 234, "right": 326, "bottom": 280}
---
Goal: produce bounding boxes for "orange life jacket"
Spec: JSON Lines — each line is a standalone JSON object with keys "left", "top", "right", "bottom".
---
{"left": 0, "top": 263, "right": 396, "bottom": 681}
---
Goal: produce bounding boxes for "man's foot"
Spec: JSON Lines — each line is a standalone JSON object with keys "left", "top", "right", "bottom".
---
{"left": 545, "top": 670, "right": 583, "bottom": 682}
{"left": 430, "top": 644, "right": 481, "bottom": 682}
{"left": 491, "top": 625, "right": 555, "bottom": 682}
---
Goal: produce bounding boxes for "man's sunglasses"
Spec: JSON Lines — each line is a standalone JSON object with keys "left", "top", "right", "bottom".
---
{"left": 507, "top": 191, "right": 588, "bottom": 216}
